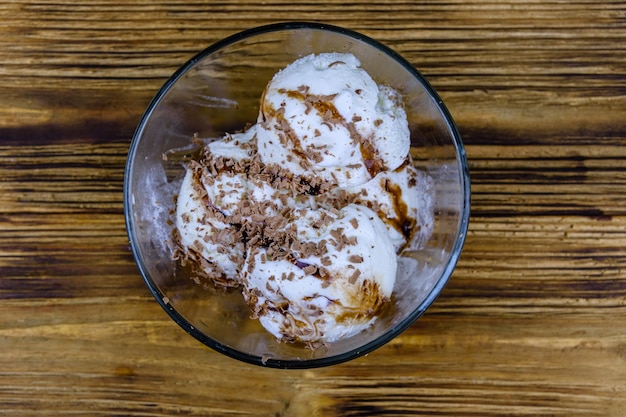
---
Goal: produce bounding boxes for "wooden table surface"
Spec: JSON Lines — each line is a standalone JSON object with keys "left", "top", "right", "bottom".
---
{"left": 2, "top": 1, "right": 625, "bottom": 415}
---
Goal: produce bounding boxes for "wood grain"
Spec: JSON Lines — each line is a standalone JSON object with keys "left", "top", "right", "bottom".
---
{"left": 1, "top": 0, "right": 625, "bottom": 415}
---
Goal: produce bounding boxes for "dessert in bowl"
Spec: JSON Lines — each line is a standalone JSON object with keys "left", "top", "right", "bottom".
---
{"left": 124, "top": 22, "right": 470, "bottom": 368}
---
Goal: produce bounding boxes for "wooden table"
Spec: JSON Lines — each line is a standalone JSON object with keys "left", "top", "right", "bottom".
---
{"left": 2, "top": 1, "right": 625, "bottom": 415}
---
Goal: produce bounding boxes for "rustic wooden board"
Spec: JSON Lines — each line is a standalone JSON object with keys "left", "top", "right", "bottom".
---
{"left": 1, "top": 1, "right": 625, "bottom": 415}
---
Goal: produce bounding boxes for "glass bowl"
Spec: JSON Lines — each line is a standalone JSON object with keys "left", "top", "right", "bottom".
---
{"left": 124, "top": 22, "right": 470, "bottom": 369}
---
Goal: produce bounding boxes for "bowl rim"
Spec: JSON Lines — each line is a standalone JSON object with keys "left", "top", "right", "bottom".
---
{"left": 124, "top": 21, "right": 471, "bottom": 369}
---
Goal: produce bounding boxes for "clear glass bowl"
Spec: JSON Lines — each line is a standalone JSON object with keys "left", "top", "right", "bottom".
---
{"left": 124, "top": 22, "right": 470, "bottom": 368}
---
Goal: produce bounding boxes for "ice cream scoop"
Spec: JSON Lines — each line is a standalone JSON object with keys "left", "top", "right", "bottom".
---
{"left": 333, "top": 161, "right": 435, "bottom": 252}
{"left": 175, "top": 164, "right": 245, "bottom": 288}
{"left": 241, "top": 204, "right": 397, "bottom": 344}
{"left": 256, "top": 53, "right": 410, "bottom": 188}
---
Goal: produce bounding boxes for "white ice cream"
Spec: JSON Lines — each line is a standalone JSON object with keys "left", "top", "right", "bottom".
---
{"left": 257, "top": 53, "right": 410, "bottom": 188}
{"left": 242, "top": 204, "right": 396, "bottom": 343}
{"left": 175, "top": 166, "right": 245, "bottom": 287}
{"left": 337, "top": 162, "right": 435, "bottom": 252}
{"left": 174, "top": 52, "right": 433, "bottom": 345}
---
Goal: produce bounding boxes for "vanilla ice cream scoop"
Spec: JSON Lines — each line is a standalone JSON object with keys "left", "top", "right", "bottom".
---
{"left": 241, "top": 204, "right": 397, "bottom": 343}
{"left": 256, "top": 53, "right": 410, "bottom": 188}
{"left": 337, "top": 161, "right": 435, "bottom": 252}
{"left": 176, "top": 128, "right": 297, "bottom": 286}
{"left": 175, "top": 165, "right": 245, "bottom": 288}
